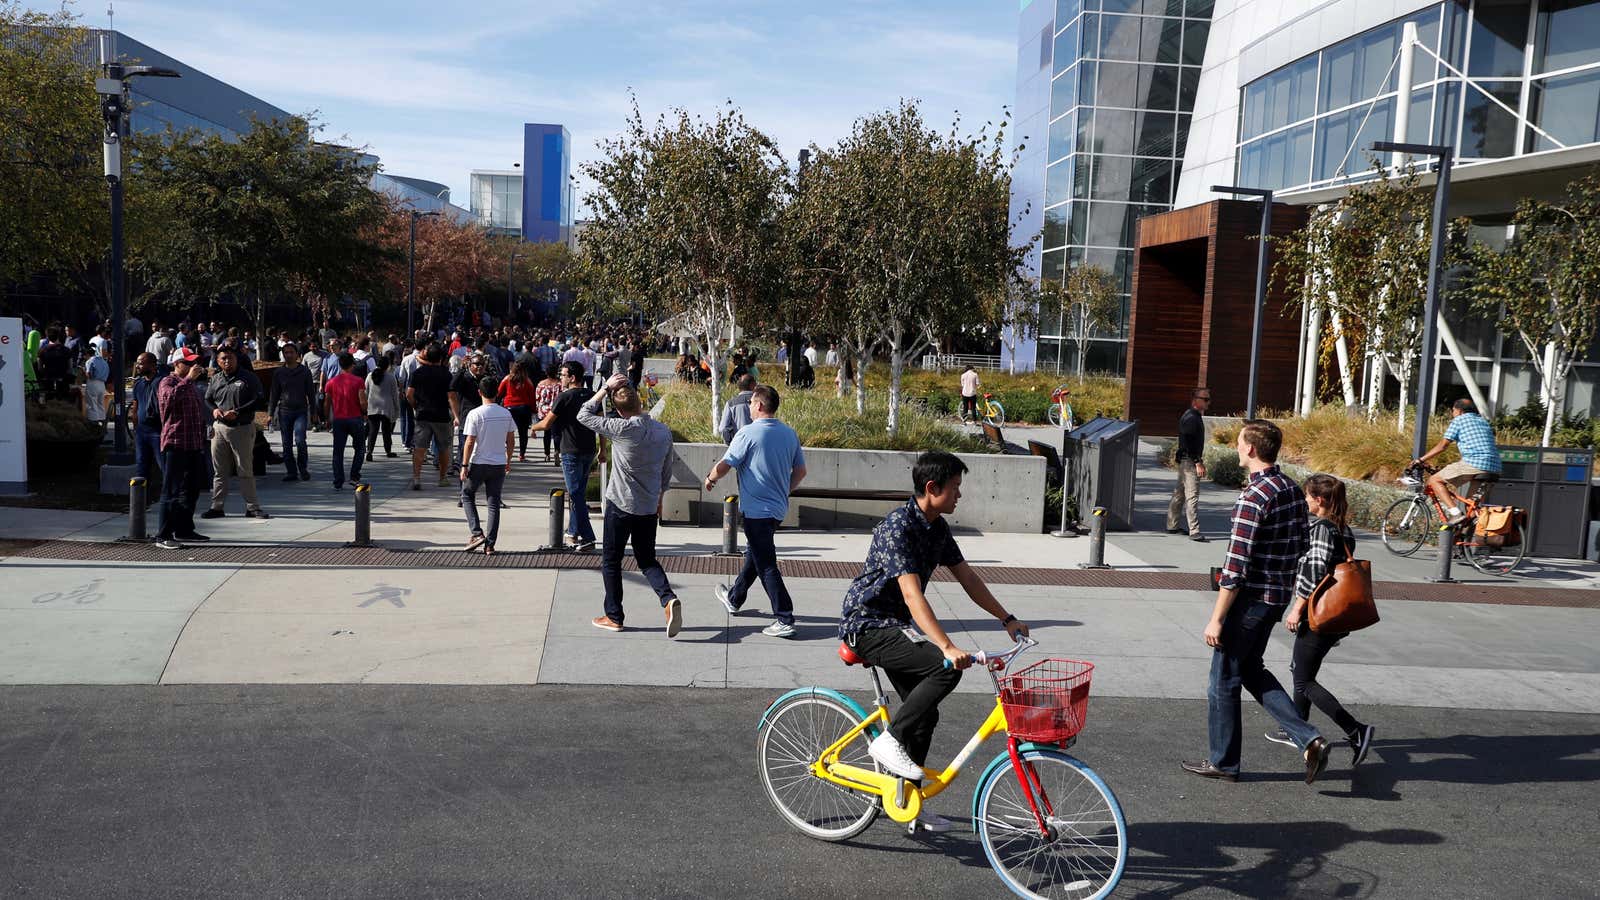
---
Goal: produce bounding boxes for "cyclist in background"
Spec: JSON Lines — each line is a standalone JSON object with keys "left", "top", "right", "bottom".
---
{"left": 1413, "top": 398, "right": 1502, "bottom": 526}
{"left": 839, "top": 450, "right": 1030, "bottom": 832}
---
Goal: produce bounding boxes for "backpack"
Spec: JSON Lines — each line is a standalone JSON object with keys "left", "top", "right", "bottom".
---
{"left": 1474, "top": 505, "right": 1524, "bottom": 548}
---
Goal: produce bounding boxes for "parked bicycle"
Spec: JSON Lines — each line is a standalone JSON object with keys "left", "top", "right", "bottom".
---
{"left": 1381, "top": 463, "right": 1526, "bottom": 575}
{"left": 977, "top": 392, "right": 1006, "bottom": 428}
{"left": 1048, "top": 385, "right": 1075, "bottom": 431}
{"left": 756, "top": 636, "right": 1127, "bottom": 899}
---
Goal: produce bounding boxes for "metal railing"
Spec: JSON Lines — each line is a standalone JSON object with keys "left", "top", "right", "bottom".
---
{"left": 920, "top": 353, "right": 1004, "bottom": 372}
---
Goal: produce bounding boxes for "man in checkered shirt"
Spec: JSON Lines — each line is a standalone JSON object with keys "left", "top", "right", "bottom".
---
{"left": 1182, "top": 420, "right": 1332, "bottom": 784}
{"left": 1414, "top": 398, "right": 1502, "bottom": 525}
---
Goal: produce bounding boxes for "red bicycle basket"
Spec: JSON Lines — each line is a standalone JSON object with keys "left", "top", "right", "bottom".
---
{"left": 999, "top": 658, "right": 1094, "bottom": 743}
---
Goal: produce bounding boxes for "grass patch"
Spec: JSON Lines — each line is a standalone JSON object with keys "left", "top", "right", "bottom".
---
{"left": 806, "top": 365, "right": 1125, "bottom": 426}
{"left": 1208, "top": 405, "right": 1463, "bottom": 484}
{"left": 658, "top": 382, "right": 992, "bottom": 453}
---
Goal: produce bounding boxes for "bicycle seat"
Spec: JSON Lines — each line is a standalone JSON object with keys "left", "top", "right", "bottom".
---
{"left": 1476, "top": 473, "right": 1500, "bottom": 483}
{"left": 838, "top": 642, "right": 870, "bottom": 667}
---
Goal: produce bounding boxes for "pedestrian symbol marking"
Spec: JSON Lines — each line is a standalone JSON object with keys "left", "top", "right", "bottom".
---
{"left": 354, "top": 583, "right": 411, "bottom": 608}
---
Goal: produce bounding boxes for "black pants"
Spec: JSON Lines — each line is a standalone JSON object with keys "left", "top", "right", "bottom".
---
{"left": 850, "top": 626, "right": 962, "bottom": 767}
{"left": 157, "top": 447, "right": 207, "bottom": 539}
{"left": 508, "top": 404, "right": 533, "bottom": 457}
{"left": 1290, "top": 626, "right": 1363, "bottom": 738}
{"left": 961, "top": 396, "right": 977, "bottom": 420}
{"left": 542, "top": 426, "right": 554, "bottom": 458}
{"left": 600, "top": 507, "right": 675, "bottom": 625}
{"left": 365, "top": 414, "right": 393, "bottom": 456}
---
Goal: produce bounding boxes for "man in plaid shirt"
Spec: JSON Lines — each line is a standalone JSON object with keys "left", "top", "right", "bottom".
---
{"left": 1182, "top": 420, "right": 1332, "bottom": 784}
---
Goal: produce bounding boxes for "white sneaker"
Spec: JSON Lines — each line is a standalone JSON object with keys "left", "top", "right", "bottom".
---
{"left": 868, "top": 732, "right": 925, "bottom": 780}
{"left": 715, "top": 583, "right": 740, "bottom": 614}
{"left": 914, "top": 812, "right": 957, "bottom": 834}
{"left": 762, "top": 621, "right": 796, "bottom": 638}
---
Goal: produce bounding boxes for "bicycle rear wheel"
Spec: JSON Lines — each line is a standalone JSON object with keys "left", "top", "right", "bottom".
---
{"left": 756, "top": 693, "right": 880, "bottom": 841}
{"left": 1048, "top": 404, "right": 1063, "bottom": 429}
{"left": 1381, "top": 497, "right": 1431, "bottom": 557}
{"left": 984, "top": 401, "right": 1006, "bottom": 428}
{"left": 975, "top": 747, "right": 1127, "bottom": 899}
{"left": 1463, "top": 532, "right": 1528, "bottom": 576}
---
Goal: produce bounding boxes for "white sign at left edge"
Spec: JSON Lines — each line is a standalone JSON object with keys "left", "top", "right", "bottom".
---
{"left": 0, "top": 317, "right": 29, "bottom": 493}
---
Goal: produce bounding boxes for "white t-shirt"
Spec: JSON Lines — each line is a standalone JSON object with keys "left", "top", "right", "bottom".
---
{"left": 462, "top": 403, "right": 516, "bottom": 467}
{"left": 960, "top": 370, "right": 980, "bottom": 397}
{"left": 803, "top": 347, "right": 818, "bottom": 365}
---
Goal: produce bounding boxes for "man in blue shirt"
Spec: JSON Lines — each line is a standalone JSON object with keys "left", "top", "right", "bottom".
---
{"left": 1414, "top": 398, "right": 1503, "bottom": 525}
{"left": 706, "top": 385, "right": 805, "bottom": 638}
{"left": 838, "top": 451, "right": 1030, "bottom": 832}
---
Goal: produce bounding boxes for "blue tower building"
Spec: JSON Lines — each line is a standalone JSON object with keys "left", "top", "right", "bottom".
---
{"left": 521, "top": 123, "right": 574, "bottom": 245}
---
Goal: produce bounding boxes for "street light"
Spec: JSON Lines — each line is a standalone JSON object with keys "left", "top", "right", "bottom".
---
{"left": 1211, "top": 184, "right": 1275, "bottom": 420}
{"left": 407, "top": 209, "right": 441, "bottom": 338}
{"left": 95, "top": 35, "right": 180, "bottom": 466}
{"left": 1372, "top": 140, "right": 1454, "bottom": 462}
{"left": 507, "top": 248, "right": 522, "bottom": 321}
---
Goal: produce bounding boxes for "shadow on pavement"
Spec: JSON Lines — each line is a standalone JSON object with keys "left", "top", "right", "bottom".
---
{"left": 1122, "top": 820, "right": 1442, "bottom": 898}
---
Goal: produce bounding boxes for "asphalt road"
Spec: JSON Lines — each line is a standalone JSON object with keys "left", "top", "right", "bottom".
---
{"left": 1, "top": 686, "right": 1596, "bottom": 899}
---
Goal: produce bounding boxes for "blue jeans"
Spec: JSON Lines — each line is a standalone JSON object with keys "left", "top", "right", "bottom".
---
{"left": 279, "top": 409, "right": 309, "bottom": 476}
{"left": 560, "top": 452, "right": 596, "bottom": 542}
{"left": 1207, "top": 597, "right": 1322, "bottom": 774}
{"left": 727, "top": 516, "right": 794, "bottom": 626}
{"left": 133, "top": 426, "right": 161, "bottom": 482}
{"left": 331, "top": 417, "right": 367, "bottom": 487}
{"left": 601, "top": 507, "right": 675, "bottom": 625}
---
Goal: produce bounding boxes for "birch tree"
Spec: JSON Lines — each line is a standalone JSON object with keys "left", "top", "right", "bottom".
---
{"left": 581, "top": 100, "right": 787, "bottom": 431}
{"left": 794, "top": 100, "right": 1019, "bottom": 436}
{"left": 1063, "top": 263, "right": 1119, "bottom": 382}
{"left": 1462, "top": 174, "right": 1600, "bottom": 444}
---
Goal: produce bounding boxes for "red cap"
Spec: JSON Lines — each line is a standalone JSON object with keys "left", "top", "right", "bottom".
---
{"left": 171, "top": 347, "right": 200, "bottom": 364}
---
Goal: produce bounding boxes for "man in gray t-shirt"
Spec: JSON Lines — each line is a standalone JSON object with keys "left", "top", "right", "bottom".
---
{"left": 578, "top": 372, "right": 679, "bottom": 636}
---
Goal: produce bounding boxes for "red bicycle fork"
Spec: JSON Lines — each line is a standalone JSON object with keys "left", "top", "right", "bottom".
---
{"left": 1006, "top": 736, "right": 1055, "bottom": 837}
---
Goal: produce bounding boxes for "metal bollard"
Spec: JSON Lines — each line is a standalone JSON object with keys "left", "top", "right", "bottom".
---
{"left": 346, "top": 483, "right": 376, "bottom": 548}
{"left": 540, "top": 488, "right": 566, "bottom": 551}
{"left": 1051, "top": 455, "right": 1078, "bottom": 539}
{"left": 1429, "top": 522, "right": 1459, "bottom": 583}
{"left": 121, "top": 477, "right": 150, "bottom": 542}
{"left": 718, "top": 494, "right": 742, "bottom": 557}
{"left": 1078, "top": 507, "right": 1112, "bottom": 569}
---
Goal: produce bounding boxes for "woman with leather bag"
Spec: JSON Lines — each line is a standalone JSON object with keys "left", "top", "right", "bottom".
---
{"left": 1266, "top": 475, "right": 1378, "bottom": 767}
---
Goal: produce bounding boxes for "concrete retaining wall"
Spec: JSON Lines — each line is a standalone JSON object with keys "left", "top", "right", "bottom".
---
{"left": 663, "top": 443, "right": 1047, "bottom": 533}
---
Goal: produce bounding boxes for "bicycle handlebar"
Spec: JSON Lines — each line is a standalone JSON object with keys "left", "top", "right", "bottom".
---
{"left": 942, "top": 635, "right": 1037, "bottom": 670}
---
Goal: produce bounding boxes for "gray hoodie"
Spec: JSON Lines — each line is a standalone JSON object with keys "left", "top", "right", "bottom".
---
{"left": 577, "top": 395, "right": 675, "bottom": 516}
{"left": 719, "top": 390, "right": 754, "bottom": 444}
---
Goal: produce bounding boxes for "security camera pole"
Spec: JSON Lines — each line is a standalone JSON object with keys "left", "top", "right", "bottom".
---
{"left": 95, "top": 33, "right": 180, "bottom": 465}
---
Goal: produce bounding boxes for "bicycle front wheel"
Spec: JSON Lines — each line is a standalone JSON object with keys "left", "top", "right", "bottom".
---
{"left": 975, "top": 747, "right": 1127, "bottom": 900}
{"left": 1048, "top": 404, "right": 1063, "bottom": 429}
{"left": 1381, "top": 497, "right": 1431, "bottom": 557}
{"left": 756, "top": 693, "right": 880, "bottom": 841}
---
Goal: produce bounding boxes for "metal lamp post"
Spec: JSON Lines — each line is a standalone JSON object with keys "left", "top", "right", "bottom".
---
{"left": 94, "top": 36, "right": 179, "bottom": 465}
{"left": 1372, "top": 140, "right": 1455, "bottom": 463}
{"left": 506, "top": 250, "right": 522, "bottom": 321}
{"left": 406, "top": 209, "right": 441, "bottom": 338}
{"left": 1211, "top": 185, "right": 1274, "bottom": 420}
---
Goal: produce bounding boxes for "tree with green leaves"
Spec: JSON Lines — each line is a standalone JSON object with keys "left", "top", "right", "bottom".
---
{"left": 129, "top": 117, "right": 393, "bottom": 336}
{"left": 581, "top": 100, "right": 788, "bottom": 431}
{"left": 1461, "top": 173, "right": 1600, "bottom": 445}
{"left": 0, "top": 3, "right": 104, "bottom": 296}
{"left": 793, "top": 100, "right": 1020, "bottom": 436}
{"left": 1063, "top": 263, "right": 1119, "bottom": 382}
{"left": 1274, "top": 165, "right": 1458, "bottom": 430}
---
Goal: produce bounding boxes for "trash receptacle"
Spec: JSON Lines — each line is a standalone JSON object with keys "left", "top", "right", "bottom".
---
{"left": 1065, "top": 417, "right": 1139, "bottom": 531}
{"left": 1494, "top": 446, "right": 1594, "bottom": 559}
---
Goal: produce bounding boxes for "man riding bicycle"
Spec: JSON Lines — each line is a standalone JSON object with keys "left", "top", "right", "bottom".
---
{"left": 1412, "top": 398, "right": 1502, "bottom": 526}
{"left": 839, "top": 450, "right": 1030, "bottom": 832}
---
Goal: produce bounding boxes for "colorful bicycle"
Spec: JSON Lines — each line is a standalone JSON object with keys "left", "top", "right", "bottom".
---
{"left": 1048, "top": 384, "right": 1076, "bottom": 431}
{"left": 756, "top": 637, "right": 1127, "bottom": 899}
{"left": 1381, "top": 462, "right": 1527, "bottom": 575}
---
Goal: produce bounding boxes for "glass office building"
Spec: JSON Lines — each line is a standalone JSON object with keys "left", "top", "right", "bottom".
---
{"left": 79, "top": 30, "right": 292, "bottom": 140}
{"left": 470, "top": 124, "right": 574, "bottom": 246}
{"left": 1012, "top": 0, "right": 1215, "bottom": 373}
{"left": 470, "top": 170, "right": 524, "bottom": 237}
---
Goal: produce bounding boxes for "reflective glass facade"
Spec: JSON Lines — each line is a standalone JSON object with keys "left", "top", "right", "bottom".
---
{"left": 1237, "top": 0, "right": 1600, "bottom": 192}
{"left": 470, "top": 172, "right": 524, "bottom": 236}
{"left": 1036, "top": 0, "right": 1214, "bottom": 372}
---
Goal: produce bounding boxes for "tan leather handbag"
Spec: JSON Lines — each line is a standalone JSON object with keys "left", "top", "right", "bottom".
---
{"left": 1308, "top": 536, "right": 1379, "bottom": 633}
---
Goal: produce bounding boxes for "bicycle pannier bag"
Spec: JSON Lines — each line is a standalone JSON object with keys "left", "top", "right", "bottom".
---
{"left": 1308, "top": 538, "right": 1379, "bottom": 634}
{"left": 1474, "top": 505, "right": 1520, "bottom": 549}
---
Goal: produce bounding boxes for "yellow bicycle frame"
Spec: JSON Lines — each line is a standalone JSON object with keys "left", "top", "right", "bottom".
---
{"left": 810, "top": 696, "right": 1011, "bottom": 824}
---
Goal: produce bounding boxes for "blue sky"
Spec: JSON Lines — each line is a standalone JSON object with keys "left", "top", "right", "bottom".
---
{"left": 46, "top": 0, "right": 1024, "bottom": 213}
